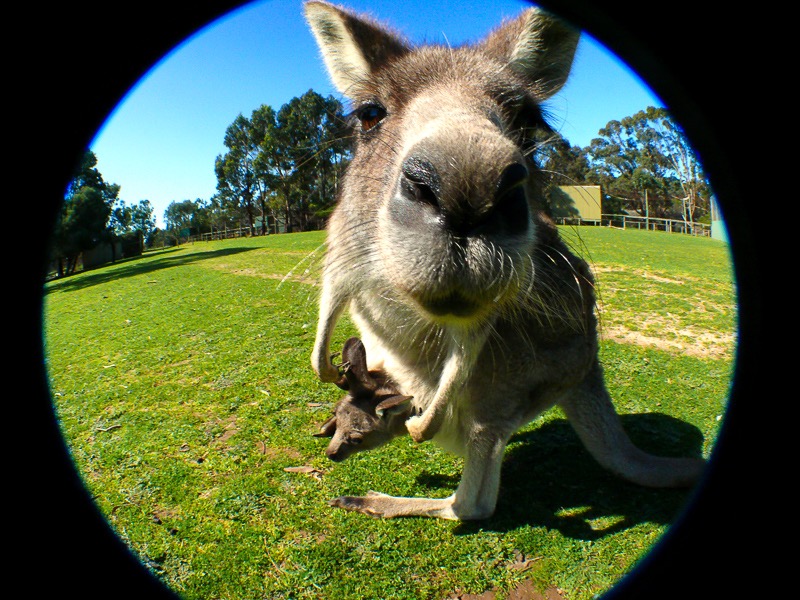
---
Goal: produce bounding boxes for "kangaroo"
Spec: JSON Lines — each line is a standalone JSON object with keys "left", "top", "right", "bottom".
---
{"left": 305, "top": 1, "right": 706, "bottom": 520}
{"left": 314, "top": 337, "right": 414, "bottom": 462}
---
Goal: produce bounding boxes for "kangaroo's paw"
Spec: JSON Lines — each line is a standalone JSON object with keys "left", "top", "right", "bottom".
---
{"left": 405, "top": 414, "right": 437, "bottom": 443}
{"left": 313, "top": 356, "right": 341, "bottom": 383}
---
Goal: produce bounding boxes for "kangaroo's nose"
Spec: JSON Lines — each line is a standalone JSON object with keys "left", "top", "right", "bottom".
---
{"left": 399, "top": 156, "right": 529, "bottom": 236}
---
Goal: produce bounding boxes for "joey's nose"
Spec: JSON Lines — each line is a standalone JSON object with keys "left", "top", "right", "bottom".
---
{"left": 326, "top": 447, "right": 344, "bottom": 462}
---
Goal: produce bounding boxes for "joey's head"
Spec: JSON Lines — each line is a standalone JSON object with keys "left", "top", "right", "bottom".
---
{"left": 305, "top": 2, "right": 579, "bottom": 327}
{"left": 313, "top": 338, "right": 413, "bottom": 462}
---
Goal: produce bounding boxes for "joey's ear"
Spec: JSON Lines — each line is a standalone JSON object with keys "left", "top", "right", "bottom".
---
{"left": 375, "top": 395, "right": 414, "bottom": 418}
{"left": 313, "top": 415, "right": 337, "bottom": 438}
{"left": 341, "top": 337, "right": 376, "bottom": 393}
{"left": 481, "top": 7, "right": 579, "bottom": 99}
{"left": 304, "top": 1, "right": 409, "bottom": 97}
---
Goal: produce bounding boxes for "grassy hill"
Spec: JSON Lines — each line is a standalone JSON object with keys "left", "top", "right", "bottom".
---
{"left": 43, "top": 227, "right": 736, "bottom": 599}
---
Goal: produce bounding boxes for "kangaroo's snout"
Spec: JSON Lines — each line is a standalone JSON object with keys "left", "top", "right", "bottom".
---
{"left": 382, "top": 108, "right": 537, "bottom": 322}
{"left": 399, "top": 155, "right": 529, "bottom": 237}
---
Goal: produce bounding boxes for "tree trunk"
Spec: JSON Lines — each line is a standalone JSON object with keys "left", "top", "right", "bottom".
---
{"left": 285, "top": 201, "right": 293, "bottom": 233}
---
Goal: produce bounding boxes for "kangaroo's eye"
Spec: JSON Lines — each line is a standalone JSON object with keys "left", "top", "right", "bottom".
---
{"left": 347, "top": 434, "right": 363, "bottom": 445}
{"left": 356, "top": 103, "right": 386, "bottom": 131}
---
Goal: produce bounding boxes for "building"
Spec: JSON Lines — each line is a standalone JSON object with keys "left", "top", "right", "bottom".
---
{"left": 548, "top": 185, "right": 602, "bottom": 223}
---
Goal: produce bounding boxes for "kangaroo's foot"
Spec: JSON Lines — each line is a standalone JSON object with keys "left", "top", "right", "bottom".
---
{"left": 329, "top": 491, "right": 460, "bottom": 519}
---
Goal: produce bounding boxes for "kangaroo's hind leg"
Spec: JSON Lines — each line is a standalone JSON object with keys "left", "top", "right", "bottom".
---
{"left": 558, "top": 359, "right": 706, "bottom": 488}
{"left": 329, "top": 426, "right": 509, "bottom": 520}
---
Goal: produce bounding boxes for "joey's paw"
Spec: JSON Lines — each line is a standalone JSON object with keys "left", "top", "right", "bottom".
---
{"left": 405, "top": 415, "right": 432, "bottom": 443}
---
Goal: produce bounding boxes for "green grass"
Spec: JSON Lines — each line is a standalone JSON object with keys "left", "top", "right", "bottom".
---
{"left": 43, "top": 227, "right": 736, "bottom": 600}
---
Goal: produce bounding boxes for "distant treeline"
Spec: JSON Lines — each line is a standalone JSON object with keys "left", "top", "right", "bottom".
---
{"left": 51, "top": 94, "right": 709, "bottom": 277}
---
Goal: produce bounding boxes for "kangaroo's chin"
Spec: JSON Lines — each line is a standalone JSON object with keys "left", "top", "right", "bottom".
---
{"left": 411, "top": 289, "right": 497, "bottom": 327}
{"left": 422, "top": 292, "right": 481, "bottom": 318}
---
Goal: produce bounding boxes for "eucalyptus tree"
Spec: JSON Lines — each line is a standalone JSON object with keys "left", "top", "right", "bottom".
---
{"left": 587, "top": 114, "right": 671, "bottom": 218}
{"left": 258, "top": 90, "right": 347, "bottom": 232}
{"left": 163, "top": 199, "right": 198, "bottom": 243}
{"left": 215, "top": 90, "right": 349, "bottom": 234}
{"left": 51, "top": 150, "right": 119, "bottom": 276}
{"left": 637, "top": 106, "right": 709, "bottom": 226}
{"left": 130, "top": 200, "right": 157, "bottom": 246}
{"left": 215, "top": 112, "right": 269, "bottom": 234}
{"left": 535, "top": 130, "right": 591, "bottom": 188}
{"left": 587, "top": 107, "right": 709, "bottom": 221}
{"left": 274, "top": 90, "right": 349, "bottom": 230}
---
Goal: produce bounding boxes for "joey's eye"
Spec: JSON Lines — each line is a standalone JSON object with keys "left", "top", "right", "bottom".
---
{"left": 347, "top": 434, "right": 363, "bottom": 445}
{"left": 356, "top": 103, "right": 386, "bottom": 131}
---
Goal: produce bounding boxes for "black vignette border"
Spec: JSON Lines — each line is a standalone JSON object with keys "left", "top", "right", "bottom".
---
{"left": 20, "top": 0, "right": 772, "bottom": 597}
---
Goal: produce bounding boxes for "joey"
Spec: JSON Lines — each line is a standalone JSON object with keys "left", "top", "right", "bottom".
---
{"left": 314, "top": 337, "right": 413, "bottom": 462}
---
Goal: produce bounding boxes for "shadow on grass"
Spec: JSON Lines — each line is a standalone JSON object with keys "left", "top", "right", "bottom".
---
{"left": 44, "top": 245, "right": 261, "bottom": 294}
{"left": 418, "top": 413, "right": 705, "bottom": 540}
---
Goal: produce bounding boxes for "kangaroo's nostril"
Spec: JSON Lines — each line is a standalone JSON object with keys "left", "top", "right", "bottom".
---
{"left": 402, "top": 178, "right": 438, "bottom": 207}
{"left": 484, "top": 163, "right": 529, "bottom": 236}
{"left": 401, "top": 157, "right": 440, "bottom": 207}
{"left": 496, "top": 163, "right": 528, "bottom": 199}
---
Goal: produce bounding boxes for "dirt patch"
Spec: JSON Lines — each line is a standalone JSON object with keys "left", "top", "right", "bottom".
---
{"left": 256, "top": 443, "right": 303, "bottom": 462}
{"left": 593, "top": 265, "right": 688, "bottom": 286}
{"left": 600, "top": 324, "right": 735, "bottom": 359}
{"left": 508, "top": 581, "right": 564, "bottom": 600}
{"left": 449, "top": 581, "right": 564, "bottom": 600}
{"left": 208, "top": 416, "right": 238, "bottom": 447}
{"left": 205, "top": 263, "right": 319, "bottom": 286}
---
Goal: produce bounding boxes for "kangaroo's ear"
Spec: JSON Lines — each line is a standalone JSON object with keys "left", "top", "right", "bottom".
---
{"left": 481, "top": 7, "right": 579, "bottom": 100}
{"left": 313, "top": 415, "right": 337, "bottom": 438}
{"left": 304, "top": 1, "right": 409, "bottom": 97}
{"left": 375, "top": 395, "right": 414, "bottom": 418}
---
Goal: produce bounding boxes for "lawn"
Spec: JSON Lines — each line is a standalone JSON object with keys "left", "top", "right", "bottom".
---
{"left": 42, "top": 227, "right": 736, "bottom": 599}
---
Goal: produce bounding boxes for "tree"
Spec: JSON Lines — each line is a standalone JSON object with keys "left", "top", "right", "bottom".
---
{"left": 110, "top": 200, "right": 132, "bottom": 235}
{"left": 636, "top": 106, "right": 710, "bottom": 227}
{"left": 163, "top": 199, "right": 197, "bottom": 243}
{"left": 587, "top": 116, "right": 669, "bottom": 217}
{"left": 52, "top": 186, "right": 112, "bottom": 276}
{"left": 250, "top": 103, "right": 287, "bottom": 234}
{"left": 271, "top": 90, "right": 349, "bottom": 231}
{"left": 215, "top": 114, "right": 262, "bottom": 235}
{"left": 204, "top": 193, "right": 240, "bottom": 236}
{"left": 51, "top": 150, "right": 119, "bottom": 276}
{"left": 215, "top": 90, "right": 349, "bottom": 235}
{"left": 536, "top": 131, "right": 591, "bottom": 187}
{"left": 587, "top": 107, "right": 709, "bottom": 222}
{"left": 532, "top": 131, "right": 594, "bottom": 216}
{"left": 131, "top": 200, "right": 157, "bottom": 247}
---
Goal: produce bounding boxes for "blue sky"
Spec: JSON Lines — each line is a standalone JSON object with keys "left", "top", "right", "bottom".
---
{"left": 90, "top": 0, "right": 661, "bottom": 227}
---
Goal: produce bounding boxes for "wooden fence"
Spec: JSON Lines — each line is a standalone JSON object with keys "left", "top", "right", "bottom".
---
{"left": 196, "top": 226, "right": 255, "bottom": 242}
{"left": 181, "top": 214, "right": 710, "bottom": 245}
{"left": 553, "top": 213, "right": 712, "bottom": 236}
